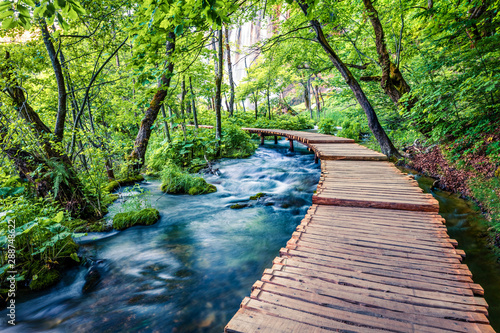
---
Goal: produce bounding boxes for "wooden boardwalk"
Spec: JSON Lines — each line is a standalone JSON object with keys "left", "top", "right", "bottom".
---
{"left": 225, "top": 128, "right": 494, "bottom": 333}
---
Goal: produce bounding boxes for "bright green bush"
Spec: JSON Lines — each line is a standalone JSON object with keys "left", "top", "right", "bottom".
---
{"left": 160, "top": 164, "right": 216, "bottom": 195}
{"left": 113, "top": 208, "right": 160, "bottom": 230}
{"left": 317, "top": 118, "right": 337, "bottom": 135}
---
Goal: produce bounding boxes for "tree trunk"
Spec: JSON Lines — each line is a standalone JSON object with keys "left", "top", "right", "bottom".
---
{"left": 304, "top": 76, "right": 312, "bottom": 118}
{"left": 1, "top": 55, "right": 91, "bottom": 216}
{"left": 189, "top": 77, "right": 198, "bottom": 129}
{"left": 296, "top": 2, "right": 400, "bottom": 158}
{"left": 362, "top": 0, "right": 412, "bottom": 107}
{"left": 313, "top": 84, "right": 321, "bottom": 119}
{"left": 129, "top": 32, "right": 175, "bottom": 172}
{"left": 180, "top": 77, "right": 187, "bottom": 140}
{"left": 225, "top": 26, "right": 235, "bottom": 117}
{"left": 40, "top": 22, "right": 67, "bottom": 142}
{"left": 241, "top": 100, "right": 246, "bottom": 113}
{"left": 214, "top": 29, "right": 223, "bottom": 155}
{"left": 267, "top": 87, "right": 271, "bottom": 120}
{"left": 161, "top": 105, "right": 171, "bottom": 142}
{"left": 253, "top": 94, "right": 258, "bottom": 119}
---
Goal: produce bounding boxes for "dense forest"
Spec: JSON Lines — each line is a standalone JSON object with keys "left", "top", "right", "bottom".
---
{"left": 0, "top": 0, "right": 499, "bottom": 323}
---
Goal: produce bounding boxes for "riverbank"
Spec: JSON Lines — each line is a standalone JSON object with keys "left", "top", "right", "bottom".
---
{"left": 403, "top": 144, "right": 500, "bottom": 260}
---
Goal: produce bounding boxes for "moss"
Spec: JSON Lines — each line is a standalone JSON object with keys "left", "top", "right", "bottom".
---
{"left": 29, "top": 269, "right": 61, "bottom": 291}
{"left": 113, "top": 208, "right": 160, "bottom": 230}
{"left": 250, "top": 192, "right": 266, "bottom": 200}
{"left": 161, "top": 166, "right": 217, "bottom": 195}
{"left": 230, "top": 203, "right": 248, "bottom": 209}
{"left": 63, "top": 219, "right": 111, "bottom": 233}
{"left": 104, "top": 175, "right": 145, "bottom": 193}
{"left": 188, "top": 183, "right": 217, "bottom": 195}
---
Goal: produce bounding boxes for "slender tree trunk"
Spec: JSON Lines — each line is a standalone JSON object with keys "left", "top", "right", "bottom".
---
{"left": 267, "top": 87, "right": 271, "bottom": 120}
{"left": 129, "top": 32, "right": 175, "bottom": 172}
{"left": 161, "top": 105, "right": 171, "bottom": 142}
{"left": 296, "top": 2, "right": 400, "bottom": 158}
{"left": 214, "top": 29, "right": 223, "bottom": 155}
{"left": 241, "top": 100, "right": 246, "bottom": 113}
{"left": 180, "top": 77, "right": 187, "bottom": 140}
{"left": 40, "top": 22, "right": 67, "bottom": 142}
{"left": 304, "top": 76, "right": 312, "bottom": 118}
{"left": 168, "top": 105, "right": 174, "bottom": 130}
{"left": 362, "top": 0, "right": 412, "bottom": 107}
{"left": 313, "top": 84, "right": 321, "bottom": 119}
{"left": 225, "top": 26, "right": 235, "bottom": 117}
{"left": 253, "top": 94, "right": 258, "bottom": 119}
{"left": 189, "top": 77, "right": 198, "bottom": 129}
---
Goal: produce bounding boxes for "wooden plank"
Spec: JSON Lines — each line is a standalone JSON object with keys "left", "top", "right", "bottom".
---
{"left": 279, "top": 248, "right": 471, "bottom": 275}
{"left": 271, "top": 263, "right": 477, "bottom": 297}
{"left": 261, "top": 273, "right": 488, "bottom": 314}
{"left": 252, "top": 282, "right": 490, "bottom": 331}
{"left": 225, "top": 308, "right": 331, "bottom": 333}
{"left": 273, "top": 257, "right": 475, "bottom": 286}
{"left": 240, "top": 297, "right": 388, "bottom": 333}
{"left": 313, "top": 195, "right": 440, "bottom": 212}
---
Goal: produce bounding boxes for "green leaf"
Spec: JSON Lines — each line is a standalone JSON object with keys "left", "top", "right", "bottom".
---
{"left": 56, "top": 0, "right": 66, "bottom": 9}
{"left": 174, "top": 24, "right": 183, "bottom": 36}
{"left": 0, "top": 9, "right": 13, "bottom": 19}
{"left": 45, "top": 3, "right": 56, "bottom": 16}
{"left": 57, "top": 12, "right": 69, "bottom": 30}
{"left": 70, "top": 253, "right": 80, "bottom": 262}
{"left": 1, "top": 17, "right": 15, "bottom": 29}
{"left": 0, "top": 2, "right": 12, "bottom": 11}
{"left": 53, "top": 211, "right": 65, "bottom": 223}
{"left": 24, "top": 0, "right": 35, "bottom": 6}
{"left": 17, "top": 4, "right": 30, "bottom": 16}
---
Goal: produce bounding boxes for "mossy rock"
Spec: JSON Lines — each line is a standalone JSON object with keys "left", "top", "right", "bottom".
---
{"left": 230, "top": 203, "right": 248, "bottom": 209}
{"left": 113, "top": 208, "right": 160, "bottom": 230}
{"left": 162, "top": 178, "right": 217, "bottom": 195}
{"left": 250, "top": 192, "right": 266, "bottom": 200}
{"left": 29, "top": 269, "right": 61, "bottom": 291}
{"left": 63, "top": 219, "right": 111, "bottom": 233}
{"left": 104, "top": 175, "right": 145, "bottom": 193}
{"left": 188, "top": 183, "right": 217, "bottom": 195}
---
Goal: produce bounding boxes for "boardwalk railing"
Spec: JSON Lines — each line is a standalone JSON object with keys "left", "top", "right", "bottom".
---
{"left": 223, "top": 128, "right": 493, "bottom": 333}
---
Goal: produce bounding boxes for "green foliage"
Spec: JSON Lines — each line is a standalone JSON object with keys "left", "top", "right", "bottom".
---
{"left": 249, "top": 192, "right": 265, "bottom": 200}
{"left": 160, "top": 164, "right": 216, "bottom": 195}
{"left": 0, "top": 194, "right": 82, "bottom": 292}
{"left": 112, "top": 208, "right": 160, "bottom": 230}
{"left": 230, "top": 203, "right": 248, "bottom": 209}
{"left": 468, "top": 177, "right": 500, "bottom": 233}
{"left": 104, "top": 175, "right": 145, "bottom": 193}
{"left": 317, "top": 118, "right": 336, "bottom": 135}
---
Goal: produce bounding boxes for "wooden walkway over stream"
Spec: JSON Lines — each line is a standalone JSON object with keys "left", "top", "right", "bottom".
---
{"left": 223, "top": 128, "right": 494, "bottom": 333}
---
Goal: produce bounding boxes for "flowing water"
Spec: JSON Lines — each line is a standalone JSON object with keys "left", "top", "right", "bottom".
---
{"left": 3, "top": 142, "right": 500, "bottom": 332}
{"left": 2, "top": 140, "right": 320, "bottom": 332}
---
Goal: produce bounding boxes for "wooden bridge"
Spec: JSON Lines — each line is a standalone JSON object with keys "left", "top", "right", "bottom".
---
{"left": 224, "top": 128, "right": 494, "bottom": 333}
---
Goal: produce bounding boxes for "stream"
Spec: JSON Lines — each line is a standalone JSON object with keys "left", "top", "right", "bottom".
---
{"left": 2, "top": 140, "right": 320, "bottom": 332}
{"left": 2, "top": 141, "right": 500, "bottom": 332}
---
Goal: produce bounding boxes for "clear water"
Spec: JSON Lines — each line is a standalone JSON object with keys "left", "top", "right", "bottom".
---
{"left": 1, "top": 140, "right": 320, "bottom": 332}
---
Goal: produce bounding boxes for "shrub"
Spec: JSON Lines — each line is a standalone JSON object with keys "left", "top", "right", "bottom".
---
{"left": 113, "top": 208, "right": 160, "bottom": 230}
